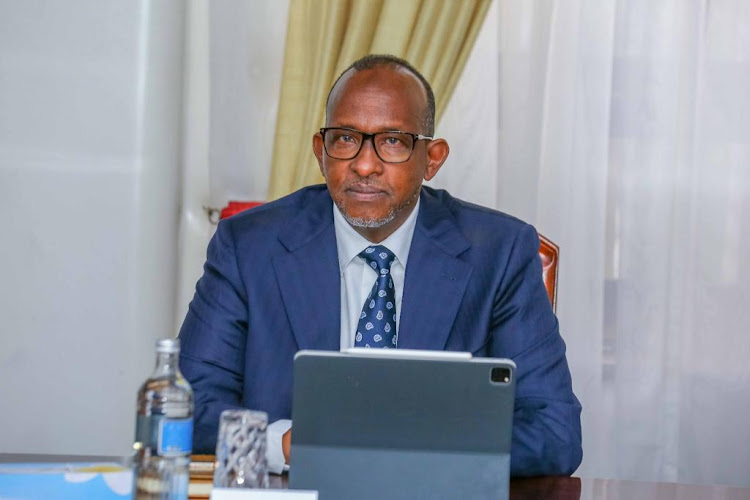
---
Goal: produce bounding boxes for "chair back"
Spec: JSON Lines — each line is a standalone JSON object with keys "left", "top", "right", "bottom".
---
{"left": 538, "top": 234, "right": 559, "bottom": 312}
{"left": 220, "top": 201, "right": 263, "bottom": 220}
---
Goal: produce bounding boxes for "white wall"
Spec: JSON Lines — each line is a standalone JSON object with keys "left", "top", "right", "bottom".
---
{"left": 0, "top": 0, "right": 185, "bottom": 455}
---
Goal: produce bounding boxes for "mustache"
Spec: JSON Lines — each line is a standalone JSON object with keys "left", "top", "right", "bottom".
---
{"left": 342, "top": 179, "right": 388, "bottom": 192}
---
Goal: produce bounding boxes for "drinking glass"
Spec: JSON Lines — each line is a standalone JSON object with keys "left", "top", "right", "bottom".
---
{"left": 213, "top": 409, "right": 269, "bottom": 488}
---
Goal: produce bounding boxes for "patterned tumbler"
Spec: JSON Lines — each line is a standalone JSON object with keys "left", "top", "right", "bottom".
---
{"left": 213, "top": 409, "right": 269, "bottom": 488}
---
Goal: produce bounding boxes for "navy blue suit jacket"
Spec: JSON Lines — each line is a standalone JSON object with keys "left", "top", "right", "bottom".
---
{"left": 179, "top": 185, "right": 582, "bottom": 476}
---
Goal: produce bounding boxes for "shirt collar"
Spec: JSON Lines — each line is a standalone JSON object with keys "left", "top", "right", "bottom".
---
{"left": 333, "top": 196, "right": 420, "bottom": 274}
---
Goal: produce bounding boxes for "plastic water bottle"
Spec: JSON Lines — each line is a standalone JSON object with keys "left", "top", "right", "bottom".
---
{"left": 133, "top": 338, "right": 194, "bottom": 499}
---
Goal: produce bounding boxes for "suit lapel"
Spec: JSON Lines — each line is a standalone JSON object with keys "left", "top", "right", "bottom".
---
{"left": 272, "top": 191, "right": 340, "bottom": 351}
{"left": 398, "top": 189, "right": 473, "bottom": 350}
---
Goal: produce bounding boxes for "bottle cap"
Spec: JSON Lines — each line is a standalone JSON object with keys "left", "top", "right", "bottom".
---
{"left": 156, "top": 338, "right": 180, "bottom": 353}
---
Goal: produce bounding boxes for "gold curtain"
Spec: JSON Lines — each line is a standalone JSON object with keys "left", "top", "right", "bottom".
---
{"left": 266, "top": 0, "right": 492, "bottom": 200}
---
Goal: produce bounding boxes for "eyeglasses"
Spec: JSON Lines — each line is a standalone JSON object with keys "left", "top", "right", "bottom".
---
{"left": 320, "top": 127, "right": 433, "bottom": 164}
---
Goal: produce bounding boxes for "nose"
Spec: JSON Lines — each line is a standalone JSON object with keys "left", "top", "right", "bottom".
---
{"left": 350, "top": 136, "right": 383, "bottom": 177}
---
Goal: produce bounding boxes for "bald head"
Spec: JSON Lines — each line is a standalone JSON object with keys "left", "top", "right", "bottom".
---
{"left": 326, "top": 55, "right": 436, "bottom": 136}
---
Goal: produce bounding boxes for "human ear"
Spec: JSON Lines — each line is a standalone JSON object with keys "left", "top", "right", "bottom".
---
{"left": 423, "top": 139, "right": 450, "bottom": 181}
{"left": 312, "top": 133, "right": 325, "bottom": 175}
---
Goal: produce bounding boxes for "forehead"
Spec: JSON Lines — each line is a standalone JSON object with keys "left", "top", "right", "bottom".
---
{"left": 326, "top": 66, "right": 427, "bottom": 131}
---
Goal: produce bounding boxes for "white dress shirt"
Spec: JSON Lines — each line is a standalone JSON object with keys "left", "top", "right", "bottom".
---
{"left": 334, "top": 198, "right": 419, "bottom": 348}
{"left": 266, "top": 199, "right": 420, "bottom": 473}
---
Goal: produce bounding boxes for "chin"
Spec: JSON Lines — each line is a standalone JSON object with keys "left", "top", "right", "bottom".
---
{"left": 340, "top": 209, "right": 397, "bottom": 229}
{"left": 334, "top": 188, "right": 420, "bottom": 231}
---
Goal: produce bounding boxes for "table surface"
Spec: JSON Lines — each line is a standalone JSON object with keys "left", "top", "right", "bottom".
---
{"left": 2, "top": 453, "right": 749, "bottom": 500}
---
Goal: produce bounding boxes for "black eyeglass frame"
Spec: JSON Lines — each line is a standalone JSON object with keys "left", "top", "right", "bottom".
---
{"left": 319, "top": 127, "right": 434, "bottom": 164}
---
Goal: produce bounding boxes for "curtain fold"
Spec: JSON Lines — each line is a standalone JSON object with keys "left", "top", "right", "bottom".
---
{"left": 266, "top": 0, "right": 492, "bottom": 200}
{"left": 436, "top": 0, "right": 750, "bottom": 486}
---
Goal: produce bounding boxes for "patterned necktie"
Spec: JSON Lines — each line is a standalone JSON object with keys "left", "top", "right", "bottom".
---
{"left": 355, "top": 245, "right": 397, "bottom": 348}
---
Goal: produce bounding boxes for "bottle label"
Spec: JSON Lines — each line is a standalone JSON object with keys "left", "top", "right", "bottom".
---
{"left": 157, "top": 417, "right": 193, "bottom": 456}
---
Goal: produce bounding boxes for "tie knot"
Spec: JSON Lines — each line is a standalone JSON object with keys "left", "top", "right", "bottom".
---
{"left": 359, "top": 245, "right": 395, "bottom": 274}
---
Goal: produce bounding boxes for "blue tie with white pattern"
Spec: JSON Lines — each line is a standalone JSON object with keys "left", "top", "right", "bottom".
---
{"left": 355, "top": 245, "right": 397, "bottom": 348}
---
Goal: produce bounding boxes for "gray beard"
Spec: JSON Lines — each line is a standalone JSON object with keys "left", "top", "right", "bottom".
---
{"left": 336, "top": 187, "right": 420, "bottom": 229}
{"left": 342, "top": 211, "right": 397, "bottom": 228}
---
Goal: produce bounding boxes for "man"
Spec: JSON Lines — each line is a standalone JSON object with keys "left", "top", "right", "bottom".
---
{"left": 179, "top": 54, "right": 582, "bottom": 477}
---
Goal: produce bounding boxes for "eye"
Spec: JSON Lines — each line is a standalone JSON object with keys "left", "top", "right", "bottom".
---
{"left": 378, "top": 133, "right": 410, "bottom": 150}
{"left": 331, "top": 131, "right": 359, "bottom": 145}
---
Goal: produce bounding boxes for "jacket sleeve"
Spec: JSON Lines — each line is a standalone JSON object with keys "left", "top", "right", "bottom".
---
{"left": 178, "top": 220, "right": 248, "bottom": 453}
{"left": 489, "top": 223, "right": 583, "bottom": 476}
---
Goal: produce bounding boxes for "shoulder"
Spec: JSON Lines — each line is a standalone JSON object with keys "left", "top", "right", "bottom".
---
{"left": 420, "top": 186, "right": 536, "bottom": 245}
{"left": 418, "top": 186, "right": 544, "bottom": 289}
{"left": 219, "top": 184, "right": 330, "bottom": 234}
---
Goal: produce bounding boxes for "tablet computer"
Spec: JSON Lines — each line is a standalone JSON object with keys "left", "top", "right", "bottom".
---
{"left": 289, "top": 349, "right": 515, "bottom": 500}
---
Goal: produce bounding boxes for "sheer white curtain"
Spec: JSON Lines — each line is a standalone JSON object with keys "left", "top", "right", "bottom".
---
{"left": 437, "top": 0, "right": 750, "bottom": 487}
{"left": 176, "top": 0, "right": 289, "bottom": 326}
